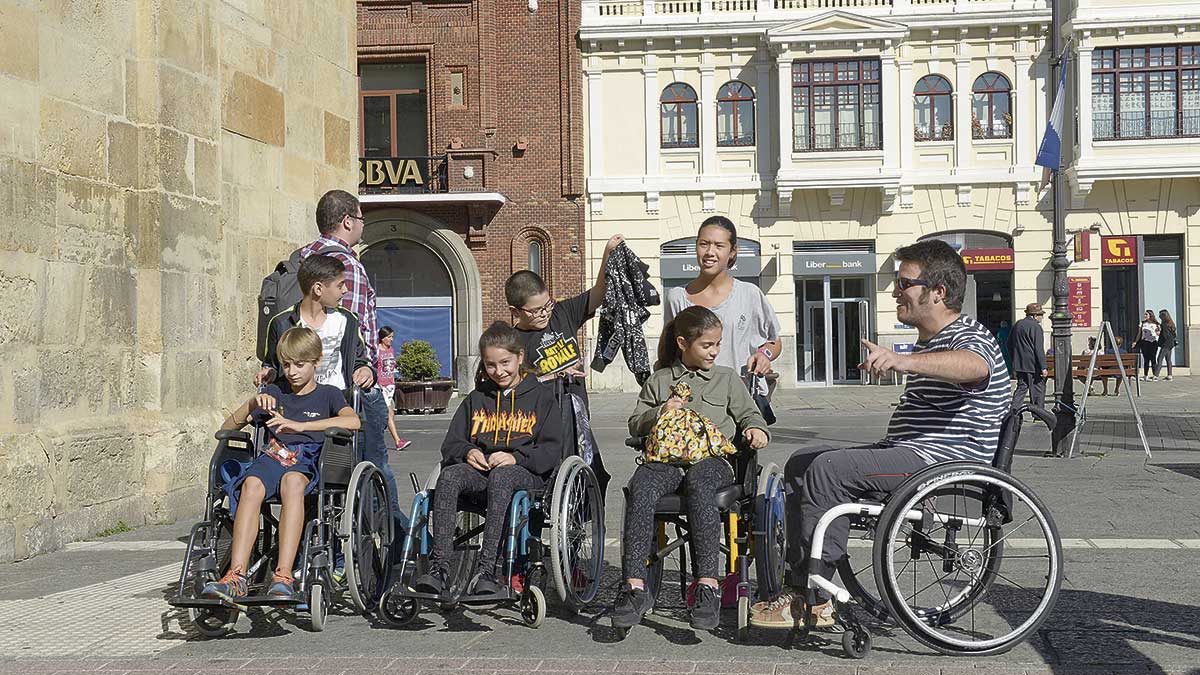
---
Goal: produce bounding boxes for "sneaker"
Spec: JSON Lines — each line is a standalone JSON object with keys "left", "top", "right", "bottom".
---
{"left": 201, "top": 569, "right": 248, "bottom": 604}
{"left": 690, "top": 582, "right": 720, "bottom": 631}
{"left": 331, "top": 566, "right": 346, "bottom": 585}
{"left": 472, "top": 570, "right": 501, "bottom": 596}
{"left": 611, "top": 582, "right": 655, "bottom": 629}
{"left": 266, "top": 574, "right": 296, "bottom": 602}
{"left": 395, "top": 438, "right": 412, "bottom": 451}
{"left": 1165, "top": 376, "right": 1174, "bottom": 381}
{"left": 749, "top": 592, "right": 836, "bottom": 630}
{"left": 411, "top": 566, "right": 449, "bottom": 595}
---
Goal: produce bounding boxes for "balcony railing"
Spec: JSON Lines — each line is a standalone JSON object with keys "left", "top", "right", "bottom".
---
{"left": 358, "top": 156, "right": 448, "bottom": 195}
{"left": 585, "top": 0, "right": 1044, "bottom": 20}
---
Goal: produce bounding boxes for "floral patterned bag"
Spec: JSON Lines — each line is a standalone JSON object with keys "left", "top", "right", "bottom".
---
{"left": 643, "top": 382, "right": 737, "bottom": 465}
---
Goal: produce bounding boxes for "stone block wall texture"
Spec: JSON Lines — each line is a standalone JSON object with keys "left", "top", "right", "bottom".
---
{"left": 0, "top": 0, "right": 359, "bottom": 560}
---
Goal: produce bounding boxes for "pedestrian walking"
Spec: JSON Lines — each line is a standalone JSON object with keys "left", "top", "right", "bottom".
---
{"left": 1134, "top": 309, "right": 1160, "bottom": 380}
{"left": 1155, "top": 309, "right": 1177, "bottom": 380}
{"left": 1007, "top": 303, "right": 1047, "bottom": 408}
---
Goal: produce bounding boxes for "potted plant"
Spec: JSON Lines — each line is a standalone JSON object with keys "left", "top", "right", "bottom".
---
{"left": 394, "top": 339, "right": 454, "bottom": 413}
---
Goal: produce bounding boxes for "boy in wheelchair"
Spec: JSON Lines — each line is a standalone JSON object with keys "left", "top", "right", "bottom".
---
{"left": 203, "top": 327, "right": 361, "bottom": 604}
{"left": 410, "top": 321, "right": 563, "bottom": 598}
{"left": 614, "top": 306, "right": 768, "bottom": 632}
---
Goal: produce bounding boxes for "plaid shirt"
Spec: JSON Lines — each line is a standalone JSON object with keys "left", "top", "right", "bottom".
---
{"left": 301, "top": 235, "right": 378, "bottom": 368}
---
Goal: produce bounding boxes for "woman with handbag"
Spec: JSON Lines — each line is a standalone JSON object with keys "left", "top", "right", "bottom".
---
{"left": 612, "top": 306, "right": 769, "bottom": 633}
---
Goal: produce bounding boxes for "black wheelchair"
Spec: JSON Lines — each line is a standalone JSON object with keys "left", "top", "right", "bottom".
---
{"left": 168, "top": 389, "right": 394, "bottom": 635}
{"left": 616, "top": 437, "right": 787, "bottom": 642}
{"left": 800, "top": 404, "right": 1064, "bottom": 658}
{"left": 377, "top": 380, "right": 606, "bottom": 627}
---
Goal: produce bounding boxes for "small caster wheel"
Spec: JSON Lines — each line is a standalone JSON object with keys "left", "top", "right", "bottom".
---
{"left": 520, "top": 585, "right": 546, "bottom": 628}
{"left": 188, "top": 606, "right": 237, "bottom": 638}
{"left": 612, "top": 624, "right": 631, "bottom": 640}
{"left": 736, "top": 594, "right": 750, "bottom": 642}
{"left": 378, "top": 587, "right": 421, "bottom": 627}
{"left": 309, "top": 583, "right": 328, "bottom": 632}
{"left": 842, "top": 626, "right": 871, "bottom": 659}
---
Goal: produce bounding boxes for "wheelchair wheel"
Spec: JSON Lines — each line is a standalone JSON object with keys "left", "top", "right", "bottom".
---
{"left": 342, "top": 462, "right": 394, "bottom": 614}
{"left": 549, "top": 456, "right": 605, "bottom": 612}
{"left": 188, "top": 606, "right": 237, "bottom": 638}
{"left": 378, "top": 585, "right": 422, "bottom": 627}
{"left": 449, "top": 510, "right": 482, "bottom": 595}
{"left": 753, "top": 462, "right": 787, "bottom": 602}
{"left": 736, "top": 594, "right": 750, "bottom": 642}
{"left": 842, "top": 623, "right": 872, "bottom": 659}
{"left": 309, "top": 581, "right": 328, "bottom": 632}
{"left": 520, "top": 584, "right": 547, "bottom": 628}
{"left": 873, "top": 462, "right": 1063, "bottom": 656}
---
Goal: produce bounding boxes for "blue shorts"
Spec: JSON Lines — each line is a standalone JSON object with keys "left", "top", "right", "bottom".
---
{"left": 222, "top": 442, "right": 321, "bottom": 517}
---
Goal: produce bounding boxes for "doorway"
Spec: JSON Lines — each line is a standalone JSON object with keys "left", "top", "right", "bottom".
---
{"left": 802, "top": 298, "right": 871, "bottom": 383}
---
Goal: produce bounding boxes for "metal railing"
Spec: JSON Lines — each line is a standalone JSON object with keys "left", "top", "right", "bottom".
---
{"left": 793, "top": 123, "right": 883, "bottom": 152}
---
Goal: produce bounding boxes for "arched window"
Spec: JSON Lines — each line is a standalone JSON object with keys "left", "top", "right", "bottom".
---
{"left": 716, "top": 81, "right": 755, "bottom": 147}
{"left": 528, "top": 240, "right": 542, "bottom": 276}
{"left": 972, "top": 72, "right": 1013, "bottom": 139}
{"left": 914, "top": 75, "right": 953, "bottom": 141}
{"left": 660, "top": 83, "right": 699, "bottom": 149}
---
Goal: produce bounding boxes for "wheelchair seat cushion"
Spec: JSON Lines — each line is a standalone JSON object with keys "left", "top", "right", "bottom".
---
{"left": 655, "top": 483, "right": 744, "bottom": 513}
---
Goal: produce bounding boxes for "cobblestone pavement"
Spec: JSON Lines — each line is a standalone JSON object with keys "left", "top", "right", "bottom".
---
{"left": 3, "top": 379, "right": 1200, "bottom": 672}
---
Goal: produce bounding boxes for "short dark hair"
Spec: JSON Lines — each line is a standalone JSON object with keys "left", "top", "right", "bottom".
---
{"left": 298, "top": 254, "right": 345, "bottom": 296}
{"left": 894, "top": 239, "right": 967, "bottom": 312}
{"left": 504, "top": 270, "right": 548, "bottom": 308}
{"left": 316, "top": 189, "right": 360, "bottom": 235}
{"left": 698, "top": 215, "right": 738, "bottom": 266}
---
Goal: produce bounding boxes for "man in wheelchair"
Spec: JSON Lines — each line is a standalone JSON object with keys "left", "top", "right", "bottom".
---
{"left": 750, "top": 239, "right": 1011, "bottom": 630}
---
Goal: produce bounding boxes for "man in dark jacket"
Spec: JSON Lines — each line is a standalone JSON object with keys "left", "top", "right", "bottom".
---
{"left": 1008, "top": 303, "right": 1047, "bottom": 408}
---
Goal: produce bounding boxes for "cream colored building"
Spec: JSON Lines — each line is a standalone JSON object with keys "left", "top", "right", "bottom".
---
{"left": 581, "top": 0, "right": 1200, "bottom": 390}
{"left": 0, "top": 1, "right": 360, "bottom": 559}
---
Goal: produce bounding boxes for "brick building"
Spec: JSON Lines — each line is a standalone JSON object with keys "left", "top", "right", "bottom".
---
{"left": 355, "top": 0, "right": 586, "bottom": 390}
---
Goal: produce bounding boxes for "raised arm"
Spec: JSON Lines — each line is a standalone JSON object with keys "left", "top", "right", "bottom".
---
{"left": 859, "top": 339, "right": 989, "bottom": 386}
{"left": 587, "top": 234, "right": 625, "bottom": 315}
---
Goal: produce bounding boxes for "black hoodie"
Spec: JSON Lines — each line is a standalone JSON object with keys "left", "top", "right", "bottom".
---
{"left": 440, "top": 375, "right": 563, "bottom": 477}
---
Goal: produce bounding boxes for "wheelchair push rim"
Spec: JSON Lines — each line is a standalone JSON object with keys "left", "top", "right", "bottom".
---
{"left": 873, "top": 464, "right": 1063, "bottom": 655}
{"left": 342, "top": 461, "right": 395, "bottom": 614}
{"left": 549, "top": 456, "right": 605, "bottom": 611}
{"left": 753, "top": 462, "right": 787, "bottom": 602}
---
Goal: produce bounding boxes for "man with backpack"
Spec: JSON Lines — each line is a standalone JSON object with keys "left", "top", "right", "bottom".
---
{"left": 257, "top": 189, "right": 406, "bottom": 549}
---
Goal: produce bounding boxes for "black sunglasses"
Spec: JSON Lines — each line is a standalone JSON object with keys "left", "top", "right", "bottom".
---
{"left": 895, "top": 275, "right": 931, "bottom": 291}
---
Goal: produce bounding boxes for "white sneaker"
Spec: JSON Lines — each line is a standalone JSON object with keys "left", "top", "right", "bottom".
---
{"left": 1165, "top": 376, "right": 1174, "bottom": 381}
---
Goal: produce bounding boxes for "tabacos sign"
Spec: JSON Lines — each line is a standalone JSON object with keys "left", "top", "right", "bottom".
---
{"left": 358, "top": 158, "right": 427, "bottom": 190}
{"left": 960, "top": 248, "right": 1014, "bottom": 271}
{"left": 1101, "top": 236, "right": 1137, "bottom": 266}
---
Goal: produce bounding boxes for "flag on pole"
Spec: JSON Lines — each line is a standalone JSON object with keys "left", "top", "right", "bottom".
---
{"left": 1036, "top": 47, "right": 1071, "bottom": 190}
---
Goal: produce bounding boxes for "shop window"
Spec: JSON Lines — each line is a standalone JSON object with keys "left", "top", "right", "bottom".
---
{"left": 661, "top": 83, "right": 699, "bottom": 149}
{"left": 914, "top": 75, "right": 953, "bottom": 142}
{"left": 793, "top": 59, "right": 882, "bottom": 151}
{"left": 1092, "top": 45, "right": 1200, "bottom": 140}
{"left": 359, "top": 61, "right": 428, "bottom": 157}
{"left": 972, "top": 72, "right": 1012, "bottom": 139}
{"left": 717, "top": 81, "right": 755, "bottom": 147}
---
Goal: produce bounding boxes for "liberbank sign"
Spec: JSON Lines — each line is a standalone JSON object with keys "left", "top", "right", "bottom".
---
{"left": 792, "top": 251, "right": 877, "bottom": 277}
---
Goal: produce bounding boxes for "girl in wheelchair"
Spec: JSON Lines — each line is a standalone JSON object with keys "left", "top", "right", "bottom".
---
{"left": 411, "top": 321, "right": 563, "bottom": 597}
{"left": 614, "top": 306, "right": 769, "bottom": 632}
{"left": 202, "top": 327, "right": 360, "bottom": 604}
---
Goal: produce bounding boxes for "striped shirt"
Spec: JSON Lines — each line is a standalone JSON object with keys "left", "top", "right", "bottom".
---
{"left": 301, "top": 235, "right": 378, "bottom": 369}
{"left": 885, "top": 315, "right": 1011, "bottom": 464}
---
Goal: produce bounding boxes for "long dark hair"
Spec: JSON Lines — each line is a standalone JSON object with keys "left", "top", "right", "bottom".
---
{"left": 657, "top": 306, "right": 723, "bottom": 370}
{"left": 378, "top": 326, "right": 394, "bottom": 344}
{"left": 1143, "top": 309, "right": 1160, "bottom": 325}
{"left": 697, "top": 215, "right": 738, "bottom": 267}
{"left": 1160, "top": 309, "right": 1176, "bottom": 332}
{"left": 475, "top": 321, "right": 530, "bottom": 386}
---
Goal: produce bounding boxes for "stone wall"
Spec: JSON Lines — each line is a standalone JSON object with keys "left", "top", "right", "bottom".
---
{"left": 0, "top": 0, "right": 359, "bottom": 560}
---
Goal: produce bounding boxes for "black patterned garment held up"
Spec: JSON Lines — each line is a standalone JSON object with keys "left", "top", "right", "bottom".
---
{"left": 590, "top": 243, "right": 660, "bottom": 385}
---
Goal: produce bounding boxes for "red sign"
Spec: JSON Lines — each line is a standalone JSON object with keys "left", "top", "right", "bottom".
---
{"left": 1101, "top": 236, "right": 1137, "bottom": 266}
{"left": 961, "top": 248, "right": 1015, "bottom": 271}
{"left": 1073, "top": 231, "right": 1091, "bottom": 262}
{"left": 1068, "top": 277, "right": 1091, "bottom": 327}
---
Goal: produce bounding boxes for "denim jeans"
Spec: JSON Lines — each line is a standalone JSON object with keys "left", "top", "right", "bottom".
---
{"left": 359, "top": 387, "right": 408, "bottom": 539}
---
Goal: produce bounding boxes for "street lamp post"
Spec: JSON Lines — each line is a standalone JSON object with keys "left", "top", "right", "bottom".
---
{"left": 1049, "top": 0, "right": 1076, "bottom": 456}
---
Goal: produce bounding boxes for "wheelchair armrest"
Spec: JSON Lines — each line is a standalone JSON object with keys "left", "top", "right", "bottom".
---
{"left": 324, "top": 427, "right": 354, "bottom": 441}
{"left": 625, "top": 436, "right": 645, "bottom": 449}
{"left": 214, "top": 429, "right": 251, "bottom": 443}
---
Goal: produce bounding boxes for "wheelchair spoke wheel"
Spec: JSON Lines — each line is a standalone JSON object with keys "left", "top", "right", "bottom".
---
{"left": 873, "top": 463, "right": 1062, "bottom": 656}
{"left": 342, "top": 462, "right": 394, "bottom": 614}
{"left": 188, "top": 605, "right": 237, "bottom": 638}
{"left": 549, "top": 456, "right": 605, "bottom": 612}
{"left": 753, "top": 463, "right": 787, "bottom": 602}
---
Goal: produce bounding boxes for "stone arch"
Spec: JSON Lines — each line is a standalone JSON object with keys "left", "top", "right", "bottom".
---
{"left": 362, "top": 208, "right": 482, "bottom": 391}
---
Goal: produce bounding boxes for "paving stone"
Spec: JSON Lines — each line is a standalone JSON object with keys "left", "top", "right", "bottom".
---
{"left": 463, "top": 659, "right": 543, "bottom": 671}
{"left": 614, "top": 662, "right": 697, "bottom": 674}
{"left": 537, "top": 660, "right": 617, "bottom": 672}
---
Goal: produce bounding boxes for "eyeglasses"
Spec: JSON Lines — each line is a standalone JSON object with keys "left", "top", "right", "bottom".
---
{"left": 347, "top": 213, "right": 364, "bottom": 223}
{"left": 517, "top": 298, "right": 555, "bottom": 317}
{"left": 895, "top": 275, "right": 931, "bottom": 291}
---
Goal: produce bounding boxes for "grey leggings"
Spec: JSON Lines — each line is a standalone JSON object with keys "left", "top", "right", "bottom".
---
{"left": 621, "top": 457, "right": 734, "bottom": 581}
{"left": 428, "top": 463, "right": 543, "bottom": 576}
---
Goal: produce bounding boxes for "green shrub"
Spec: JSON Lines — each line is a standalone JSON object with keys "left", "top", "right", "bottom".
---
{"left": 397, "top": 339, "right": 442, "bottom": 381}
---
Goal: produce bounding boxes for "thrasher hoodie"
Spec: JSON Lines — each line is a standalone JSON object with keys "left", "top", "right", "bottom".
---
{"left": 440, "top": 374, "right": 563, "bottom": 477}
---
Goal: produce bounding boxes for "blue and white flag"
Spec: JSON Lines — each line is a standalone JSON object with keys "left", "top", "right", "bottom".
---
{"left": 1036, "top": 47, "right": 1070, "bottom": 185}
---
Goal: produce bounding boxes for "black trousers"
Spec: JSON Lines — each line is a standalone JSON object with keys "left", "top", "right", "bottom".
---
{"left": 782, "top": 444, "right": 928, "bottom": 590}
{"left": 428, "top": 463, "right": 543, "bottom": 576}
{"left": 1139, "top": 342, "right": 1158, "bottom": 376}
{"left": 1012, "top": 371, "right": 1046, "bottom": 408}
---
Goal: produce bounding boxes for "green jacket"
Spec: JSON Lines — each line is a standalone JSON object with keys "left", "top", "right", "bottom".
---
{"left": 628, "top": 364, "right": 770, "bottom": 445}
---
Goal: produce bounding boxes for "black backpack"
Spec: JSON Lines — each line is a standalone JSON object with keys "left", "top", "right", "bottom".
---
{"left": 256, "top": 245, "right": 339, "bottom": 360}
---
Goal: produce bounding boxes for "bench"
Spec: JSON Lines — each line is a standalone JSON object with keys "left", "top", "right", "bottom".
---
{"left": 1046, "top": 353, "right": 1141, "bottom": 396}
